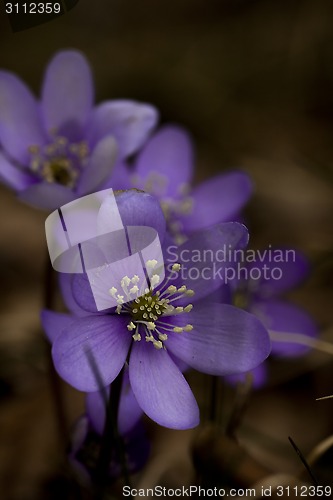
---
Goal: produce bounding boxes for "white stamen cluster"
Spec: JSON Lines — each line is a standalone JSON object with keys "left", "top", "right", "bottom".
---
{"left": 109, "top": 262, "right": 194, "bottom": 350}
{"left": 28, "top": 133, "right": 89, "bottom": 187}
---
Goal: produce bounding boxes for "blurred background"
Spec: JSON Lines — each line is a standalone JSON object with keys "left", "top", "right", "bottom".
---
{"left": 0, "top": 0, "right": 333, "bottom": 498}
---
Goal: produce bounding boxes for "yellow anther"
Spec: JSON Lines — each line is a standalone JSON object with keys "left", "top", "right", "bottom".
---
{"left": 146, "top": 259, "right": 158, "bottom": 268}
{"left": 130, "top": 285, "right": 139, "bottom": 295}
{"left": 121, "top": 276, "right": 131, "bottom": 287}
{"left": 150, "top": 274, "right": 160, "bottom": 287}
{"left": 153, "top": 340, "right": 163, "bottom": 350}
{"left": 173, "top": 327, "right": 183, "bottom": 333}
{"left": 109, "top": 286, "right": 117, "bottom": 297}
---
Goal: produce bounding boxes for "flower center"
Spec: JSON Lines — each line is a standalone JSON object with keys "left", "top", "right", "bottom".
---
{"left": 28, "top": 133, "right": 89, "bottom": 188}
{"left": 108, "top": 262, "right": 194, "bottom": 350}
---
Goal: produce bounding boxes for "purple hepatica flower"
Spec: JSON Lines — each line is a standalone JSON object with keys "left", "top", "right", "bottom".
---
{"left": 0, "top": 50, "right": 158, "bottom": 210}
{"left": 42, "top": 191, "right": 270, "bottom": 429}
{"left": 226, "top": 248, "right": 318, "bottom": 387}
{"left": 103, "top": 125, "right": 253, "bottom": 242}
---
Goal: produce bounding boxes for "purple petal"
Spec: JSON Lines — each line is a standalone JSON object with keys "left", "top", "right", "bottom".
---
{"left": 41, "top": 50, "right": 93, "bottom": 139}
{"left": 101, "top": 160, "right": 132, "bottom": 191}
{"left": 87, "top": 100, "right": 158, "bottom": 158}
{"left": 52, "top": 315, "right": 131, "bottom": 392}
{"left": 134, "top": 125, "right": 194, "bottom": 198}
{"left": 225, "top": 362, "right": 268, "bottom": 389}
{"left": 129, "top": 341, "right": 199, "bottom": 429}
{"left": 18, "top": 182, "right": 76, "bottom": 210}
{"left": 252, "top": 299, "right": 317, "bottom": 357}
{"left": 76, "top": 135, "right": 118, "bottom": 195}
{"left": 248, "top": 249, "right": 310, "bottom": 298}
{"left": 180, "top": 171, "right": 253, "bottom": 232}
{"left": 165, "top": 222, "right": 249, "bottom": 303}
{"left": 72, "top": 273, "right": 99, "bottom": 313}
{"left": 0, "top": 71, "right": 46, "bottom": 163}
{"left": 166, "top": 303, "right": 271, "bottom": 375}
{"left": 41, "top": 309, "right": 74, "bottom": 344}
{"left": 86, "top": 370, "right": 143, "bottom": 436}
{"left": 58, "top": 273, "right": 91, "bottom": 317}
{"left": 0, "top": 152, "right": 35, "bottom": 191}
{"left": 114, "top": 190, "right": 166, "bottom": 239}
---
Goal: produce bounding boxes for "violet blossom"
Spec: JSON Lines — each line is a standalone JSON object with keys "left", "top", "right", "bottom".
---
{"left": 103, "top": 125, "right": 253, "bottom": 242}
{"left": 225, "top": 249, "right": 318, "bottom": 387}
{"left": 42, "top": 190, "right": 271, "bottom": 429}
{"left": 0, "top": 50, "right": 158, "bottom": 210}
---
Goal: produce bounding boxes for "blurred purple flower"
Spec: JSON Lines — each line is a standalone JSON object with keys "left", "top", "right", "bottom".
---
{"left": 70, "top": 418, "right": 149, "bottom": 484}
{"left": 103, "top": 125, "right": 253, "bottom": 242}
{"left": 225, "top": 249, "right": 318, "bottom": 387}
{"left": 0, "top": 50, "right": 158, "bottom": 210}
{"left": 42, "top": 192, "right": 270, "bottom": 429}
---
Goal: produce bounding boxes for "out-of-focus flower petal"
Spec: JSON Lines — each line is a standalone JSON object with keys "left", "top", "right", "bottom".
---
{"left": 102, "top": 160, "right": 131, "bottom": 191}
{"left": 18, "top": 182, "right": 76, "bottom": 210}
{"left": 180, "top": 171, "right": 253, "bottom": 232}
{"left": 41, "top": 309, "right": 74, "bottom": 344}
{"left": 225, "top": 362, "right": 268, "bottom": 389}
{"left": 0, "top": 71, "right": 46, "bottom": 163}
{"left": 52, "top": 315, "right": 131, "bottom": 392}
{"left": 249, "top": 249, "right": 310, "bottom": 298}
{"left": 76, "top": 135, "right": 118, "bottom": 195}
{"left": 41, "top": 50, "right": 94, "bottom": 139}
{"left": 134, "top": 125, "right": 194, "bottom": 198}
{"left": 87, "top": 100, "right": 158, "bottom": 157}
{"left": 86, "top": 370, "right": 143, "bottom": 436}
{"left": 129, "top": 341, "right": 199, "bottom": 429}
{"left": 167, "top": 222, "right": 249, "bottom": 302}
{"left": 0, "top": 152, "right": 35, "bottom": 190}
{"left": 167, "top": 303, "right": 271, "bottom": 375}
{"left": 253, "top": 298, "right": 317, "bottom": 356}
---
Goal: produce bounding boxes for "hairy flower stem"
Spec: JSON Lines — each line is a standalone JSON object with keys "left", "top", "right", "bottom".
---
{"left": 43, "top": 251, "right": 68, "bottom": 444}
{"left": 94, "top": 366, "right": 132, "bottom": 500}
